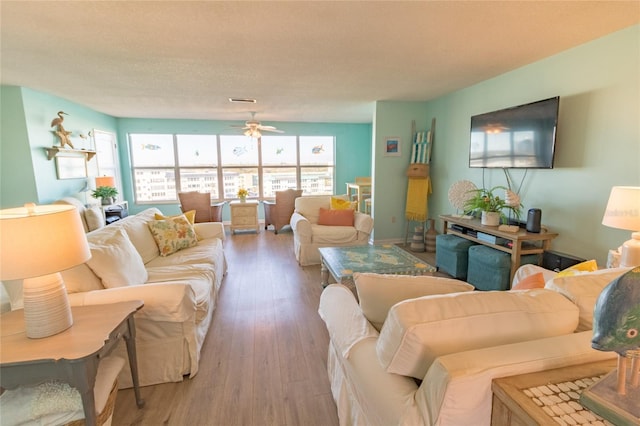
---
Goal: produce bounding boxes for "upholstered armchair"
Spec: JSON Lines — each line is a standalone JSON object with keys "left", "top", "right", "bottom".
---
{"left": 178, "top": 191, "right": 225, "bottom": 223}
{"left": 290, "top": 195, "right": 374, "bottom": 266}
{"left": 264, "top": 189, "right": 303, "bottom": 234}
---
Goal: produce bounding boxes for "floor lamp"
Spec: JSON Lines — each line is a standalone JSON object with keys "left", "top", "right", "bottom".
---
{"left": 0, "top": 203, "right": 91, "bottom": 338}
{"left": 602, "top": 186, "right": 640, "bottom": 268}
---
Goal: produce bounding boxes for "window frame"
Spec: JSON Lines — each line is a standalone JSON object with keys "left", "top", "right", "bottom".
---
{"left": 129, "top": 133, "right": 335, "bottom": 204}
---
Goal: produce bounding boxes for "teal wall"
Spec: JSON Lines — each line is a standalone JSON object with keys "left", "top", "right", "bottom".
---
{"left": 0, "top": 86, "right": 118, "bottom": 207}
{"left": 373, "top": 25, "right": 639, "bottom": 266}
{"left": 371, "top": 101, "right": 431, "bottom": 240}
{"left": 115, "top": 118, "right": 372, "bottom": 218}
{"left": 0, "top": 87, "right": 38, "bottom": 206}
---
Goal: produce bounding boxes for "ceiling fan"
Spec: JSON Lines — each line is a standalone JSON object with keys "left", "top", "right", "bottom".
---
{"left": 231, "top": 112, "right": 284, "bottom": 138}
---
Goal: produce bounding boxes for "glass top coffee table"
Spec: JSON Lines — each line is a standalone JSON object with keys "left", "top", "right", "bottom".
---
{"left": 318, "top": 244, "right": 436, "bottom": 291}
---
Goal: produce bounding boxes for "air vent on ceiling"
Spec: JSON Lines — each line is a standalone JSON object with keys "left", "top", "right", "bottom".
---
{"left": 229, "top": 98, "right": 257, "bottom": 104}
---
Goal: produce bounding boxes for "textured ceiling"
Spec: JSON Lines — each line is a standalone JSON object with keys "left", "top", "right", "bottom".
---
{"left": 1, "top": 1, "right": 638, "bottom": 124}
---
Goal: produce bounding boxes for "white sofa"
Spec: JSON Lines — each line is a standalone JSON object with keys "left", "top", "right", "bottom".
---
{"left": 318, "top": 266, "right": 631, "bottom": 426}
{"left": 54, "top": 196, "right": 106, "bottom": 232}
{"left": 290, "top": 195, "right": 374, "bottom": 266}
{"left": 3, "top": 208, "right": 227, "bottom": 389}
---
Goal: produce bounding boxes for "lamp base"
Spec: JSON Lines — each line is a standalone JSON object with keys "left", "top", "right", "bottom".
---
{"left": 620, "top": 232, "right": 640, "bottom": 268}
{"left": 23, "top": 272, "right": 73, "bottom": 339}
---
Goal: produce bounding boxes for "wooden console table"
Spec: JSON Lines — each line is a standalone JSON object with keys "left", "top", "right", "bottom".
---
{"left": 491, "top": 359, "right": 616, "bottom": 425}
{"left": 0, "top": 300, "right": 145, "bottom": 425}
{"left": 440, "top": 214, "right": 558, "bottom": 283}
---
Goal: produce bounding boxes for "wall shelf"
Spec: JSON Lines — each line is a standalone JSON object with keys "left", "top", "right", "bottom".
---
{"left": 44, "top": 147, "right": 96, "bottom": 161}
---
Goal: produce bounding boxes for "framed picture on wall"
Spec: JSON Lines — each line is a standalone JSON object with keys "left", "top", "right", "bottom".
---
{"left": 384, "top": 137, "right": 401, "bottom": 156}
{"left": 56, "top": 153, "right": 87, "bottom": 179}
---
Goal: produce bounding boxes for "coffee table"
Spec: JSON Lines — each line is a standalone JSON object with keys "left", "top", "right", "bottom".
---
{"left": 318, "top": 244, "right": 436, "bottom": 292}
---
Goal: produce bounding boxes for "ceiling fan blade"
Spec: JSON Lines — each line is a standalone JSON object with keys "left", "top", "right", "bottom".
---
{"left": 229, "top": 124, "right": 247, "bottom": 129}
{"left": 262, "top": 128, "right": 284, "bottom": 133}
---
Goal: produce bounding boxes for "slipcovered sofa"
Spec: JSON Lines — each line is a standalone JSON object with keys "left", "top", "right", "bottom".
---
{"left": 290, "top": 195, "right": 374, "bottom": 266}
{"left": 3, "top": 208, "right": 227, "bottom": 389}
{"left": 318, "top": 266, "right": 631, "bottom": 426}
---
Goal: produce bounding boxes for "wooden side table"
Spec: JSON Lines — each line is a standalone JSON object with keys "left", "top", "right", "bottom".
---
{"left": 491, "top": 360, "right": 617, "bottom": 425}
{"left": 101, "top": 200, "right": 129, "bottom": 224}
{"left": 440, "top": 214, "right": 558, "bottom": 283}
{"left": 1, "top": 300, "right": 145, "bottom": 426}
{"left": 230, "top": 200, "right": 259, "bottom": 234}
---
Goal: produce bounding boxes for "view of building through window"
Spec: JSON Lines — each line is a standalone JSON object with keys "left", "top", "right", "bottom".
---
{"left": 129, "top": 134, "right": 334, "bottom": 203}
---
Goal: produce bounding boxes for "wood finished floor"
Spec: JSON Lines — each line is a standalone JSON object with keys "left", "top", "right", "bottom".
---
{"left": 112, "top": 228, "right": 339, "bottom": 426}
{"left": 112, "top": 230, "right": 439, "bottom": 425}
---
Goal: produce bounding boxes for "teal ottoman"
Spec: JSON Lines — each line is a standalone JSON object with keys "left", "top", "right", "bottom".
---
{"left": 435, "top": 234, "right": 477, "bottom": 279}
{"left": 467, "top": 245, "right": 540, "bottom": 291}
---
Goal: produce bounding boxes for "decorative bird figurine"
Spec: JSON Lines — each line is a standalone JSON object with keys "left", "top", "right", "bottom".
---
{"left": 50, "top": 111, "right": 74, "bottom": 148}
{"left": 591, "top": 266, "right": 640, "bottom": 394}
{"left": 50, "top": 111, "right": 68, "bottom": 128}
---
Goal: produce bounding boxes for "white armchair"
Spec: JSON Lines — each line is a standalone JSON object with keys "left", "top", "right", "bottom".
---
{"left": 290, "top": 195, "right": 374, "bottom": 266}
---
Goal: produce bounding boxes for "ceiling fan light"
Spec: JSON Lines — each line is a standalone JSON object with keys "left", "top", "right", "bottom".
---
{"left": 244, "top": 128, "right": 261, "bottom": 138}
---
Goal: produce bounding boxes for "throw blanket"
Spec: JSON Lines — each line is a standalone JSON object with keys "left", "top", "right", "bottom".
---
{"left": 405, "top": 177, "right": 431, "bottom": 221}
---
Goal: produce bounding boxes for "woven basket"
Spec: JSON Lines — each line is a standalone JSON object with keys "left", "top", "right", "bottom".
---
{"left": 65, "top": 379, "right": 118, "bottom": 426}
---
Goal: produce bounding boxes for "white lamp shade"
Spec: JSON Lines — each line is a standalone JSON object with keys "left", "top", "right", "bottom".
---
{"left": 602, "top": 186, "right": 640, "bottom": 268}
{"left": 602, "top": 186, "right": 640, "bottom": 231}
{"left": 0, "top": 204, "right": 90, "bottom": 338}
{"left": 0, "top": 204, "right": 91, "bottom": 280}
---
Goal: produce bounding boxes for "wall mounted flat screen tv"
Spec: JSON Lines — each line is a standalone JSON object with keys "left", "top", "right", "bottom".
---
{"left": 469, "top": 96, "right": 559, "bottom": 168}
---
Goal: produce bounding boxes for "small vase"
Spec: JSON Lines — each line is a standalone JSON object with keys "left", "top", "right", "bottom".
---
{"left": 425, "top": 219, "right": 437, "bottom": 253}
{"left": 481, "top": 211, "right": 500, "bottom": 226}
{"left": 239, "top": 196, "right": 246, "bottom": 203}
{"left": 101, "top": 197, "right": 113, "bottom": 206}
{"left": 410, "top": 226, "right": 425, "bottom": 252}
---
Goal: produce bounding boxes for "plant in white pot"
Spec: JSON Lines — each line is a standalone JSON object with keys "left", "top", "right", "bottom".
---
{"left": 91, "top": 186, "right": 118, "bottom": 206}
{"left": 463, "top": 186, "right": 521, "bottom": 226}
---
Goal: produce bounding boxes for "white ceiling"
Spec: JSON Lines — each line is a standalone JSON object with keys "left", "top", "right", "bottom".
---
{"left": 1, "top": 1, "right": 638, "bottom": 124}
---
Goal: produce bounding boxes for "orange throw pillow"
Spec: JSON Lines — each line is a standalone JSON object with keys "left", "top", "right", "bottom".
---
{"left": 512, "top": 272, "right": 546, "bottom": 290}
{"left": 318, "top": 207, "right": 354, "bottom": 226}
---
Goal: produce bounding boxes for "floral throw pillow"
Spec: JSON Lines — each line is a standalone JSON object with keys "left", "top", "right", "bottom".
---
{"left": 154, "top": 210, "right": 196, "bottom": 224}
{"left": 148, "top": 214, "right": 198, "bottom": 256}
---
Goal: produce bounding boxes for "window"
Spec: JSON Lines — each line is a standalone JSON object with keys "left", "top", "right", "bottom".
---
{"left": 92, "top": 129, "right": 123, "bottom": 194}
{"left": 129, "top": 133, "right": 334, "bottom": 203}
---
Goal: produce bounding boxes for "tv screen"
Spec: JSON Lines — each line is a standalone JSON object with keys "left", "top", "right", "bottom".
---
{"left": 469, "top": 96, "right": 559, "bottom": 168}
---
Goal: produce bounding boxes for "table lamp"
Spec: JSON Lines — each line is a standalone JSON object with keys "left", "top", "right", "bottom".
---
{"left": 95, "top": 176, "right": 116, "bottom": 190}
{"left": 0, "top": 203, "right": 91, "bottom": 338}
{"left": 602, "top": 186, "right": 640, "bottom": 268}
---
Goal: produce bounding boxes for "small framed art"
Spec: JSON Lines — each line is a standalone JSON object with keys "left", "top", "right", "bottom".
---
{"left": 384, "top": 137, "right": 401, "bottom": 156}
{"left": 56, "top": 153, "right": 87, "bottom": 179}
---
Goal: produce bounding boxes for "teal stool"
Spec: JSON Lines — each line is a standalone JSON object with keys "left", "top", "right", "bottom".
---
{"left": 467, "top": 245, "right": 540, "bottom": 291}
{"left": 435, "top": 234, "right": 477, "bottom": 279}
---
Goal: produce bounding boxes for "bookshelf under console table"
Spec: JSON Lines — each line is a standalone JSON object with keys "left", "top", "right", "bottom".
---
{"left": 440, "top": 214, "right": 558, "bottom": 283}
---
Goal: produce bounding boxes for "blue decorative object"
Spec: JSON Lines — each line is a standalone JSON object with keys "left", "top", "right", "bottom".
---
{"left": 581, "top": 266, "right": 640, "bottom": 424}
{"left": 592, "top": 266, "right": 640, "bottom": 354}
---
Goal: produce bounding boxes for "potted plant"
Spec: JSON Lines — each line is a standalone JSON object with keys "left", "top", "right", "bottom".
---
{"left": 237, "top": 188, "right": 248, "bottom": 202}
{"left": 92, "top": 186, "right": 118, "bottom": 206}
{"left": 463, "top": 186, "right": 521, "bottom": 226}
